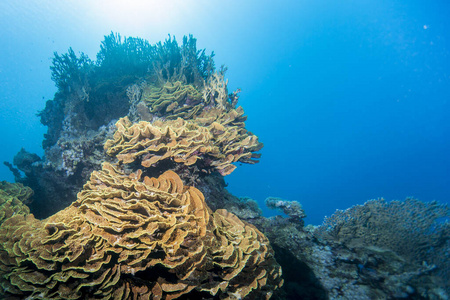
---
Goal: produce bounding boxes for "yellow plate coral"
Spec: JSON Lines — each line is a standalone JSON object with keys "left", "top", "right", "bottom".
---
{"left": 0, "top": 163, "right": 282, "bottom": 299}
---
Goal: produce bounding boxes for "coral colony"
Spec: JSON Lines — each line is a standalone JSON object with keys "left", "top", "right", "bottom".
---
{"left": 1, "top": 33, "right": 449, "bottom": 299}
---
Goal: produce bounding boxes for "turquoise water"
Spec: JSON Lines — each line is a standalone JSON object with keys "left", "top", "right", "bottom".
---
{"left": 1, "top": 0, "right": 449, "bottom": 225}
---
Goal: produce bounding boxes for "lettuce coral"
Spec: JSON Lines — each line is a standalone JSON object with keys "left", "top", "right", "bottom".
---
{"left": 1, "top": 33, "right": 279, "bottom": 299}
{"left": 0, "top": 163, "right": 282, "bottom": 299}
{"left": 105, "top": 114, "right": 262, "bottom": 176}
{"left": 0, "top": 181, "right": 33, "bottom": 205}
{"left": 0, "top": 182, "right": 32, "bottom": 226}
{"left": 139, "top": 72, "right": 235, "bottom": 122}
{"left": 141, "top": 81, "right": 204, "bottom": 119}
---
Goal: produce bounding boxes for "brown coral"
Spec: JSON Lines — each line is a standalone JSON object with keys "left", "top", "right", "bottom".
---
{"left": 0, "top": 163, "right": 282, "bottom": 299}
{"left": 104, "top": 115, "right": 262, "bottom": 176}
{"left": 141, "top": 81, "right": 204, "bottom": 119}
{"left": 0, "top": 181, "right": 33, "bottom": 205}
{"left": 0, "top": 183, "right": 32, "bottom": 226}
{"left": 201, "top": 72, "right": 235, "bottom": 111}
{"left": 139, "top": 72, "right": 236, "bottom": 122}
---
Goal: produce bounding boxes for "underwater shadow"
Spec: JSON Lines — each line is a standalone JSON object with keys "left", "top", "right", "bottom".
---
{"left": 273, "top": 245, "right": 328, "bottom": 300}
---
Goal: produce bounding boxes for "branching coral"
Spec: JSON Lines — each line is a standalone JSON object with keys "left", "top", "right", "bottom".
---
{"left": 0, "top": 163, "right": 282, "bottom": 299}
{"left": 152, "top": 34, "right": 215, "bottom": 87}
{"left": 316, "top": 198, "right": 449, "bottom": 259}
{"left": 315, "top": 198, "right": 450, "bottom": 293}
{"left": 50, "top": 47, "right": 93, "bottom": 93}
{"left": 96, "top": 32, "right": 154, "bottom": 80}
{"left": 126, "top": 81, "right": 146, "bottom": 122}
{"left": 202, "top": 71, "right": 236, "bottom": 111}
{"left": 104, "top": 115, "right": 262, "bottom": 176}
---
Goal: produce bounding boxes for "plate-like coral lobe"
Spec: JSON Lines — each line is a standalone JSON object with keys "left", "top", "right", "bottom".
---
{"left": 141, "top": 81, "right": 204, "bottom": 119}
{"left": 105, "top": 113, "right": 262, "bottom": 176}
{"left": 0, "top": 182, "right": 32, "bottom": 226}
{"left": 0, "top": 163, "right": 282, "bottom": 299}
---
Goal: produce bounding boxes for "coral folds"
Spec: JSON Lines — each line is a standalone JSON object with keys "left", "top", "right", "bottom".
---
{"left": 1, "top": 33, "right": 281, "bottom": 299}
{"left": 0, "top": 163, "right": 282, "bottom": 299}
{"left": 105, "top": 114, "right": 262, "bottom": 176}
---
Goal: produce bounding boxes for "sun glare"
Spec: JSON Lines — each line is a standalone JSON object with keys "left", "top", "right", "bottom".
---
{"left": 89, "top": 0, "right": 194, "bottom": 35}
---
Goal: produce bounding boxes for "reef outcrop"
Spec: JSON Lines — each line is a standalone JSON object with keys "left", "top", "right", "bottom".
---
{"left": 251, "top": 197, "right": 450, "bottom": 299}
{"left": 0, "top": 164, "right": 282, "bottom": 299}
{"left": 2, "top": 32, "right": 449, "bottom": 299}
{"left": 1, "top": 33, "right": 284, "bottom": 299}
{"left": 5, "top": 33, "right": 255, "bottom": 219}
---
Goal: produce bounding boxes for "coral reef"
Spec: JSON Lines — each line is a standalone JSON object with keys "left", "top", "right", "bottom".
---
{"left": 104, "top": 115, "right": 262, "bottom": 176}
{"left": 0, "top": 181, "right": 33, "bottom": 205}
{"left": 0, "top": 183, "right": 32, "bottom": 226}
{"left": 250, "top": 198, "right": 450, "bottom": 299}
{"left": 5, "top": 33, "right": 248, "bottom": 220}
{"left": 265, "top": 197, "right": 306, "bottom": 225}
{"left": 1, "top": 33, "right": 281, "bottom": 299}
{"left": 0, "top": 163, "right": 282, "bottom": 299}
{"left": 315, "top": 198, "right": 449, "bottom": 260}
{"left": 4, "top": 32, "right": 450, "bottom": 299}
{"left": 314, "top": 198, "right": 450, "bottom": 296}
{"left": 141, "top": 81, "right": 204, "bottom": 119}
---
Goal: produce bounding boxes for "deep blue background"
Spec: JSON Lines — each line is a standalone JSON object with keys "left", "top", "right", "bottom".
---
{"left": 1, "top": 1, "right": 449, "bottom": 224}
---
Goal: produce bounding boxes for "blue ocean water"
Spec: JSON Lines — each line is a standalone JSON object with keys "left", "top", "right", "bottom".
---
{"left": 0, "top": 0, "right": 449, "bottom": 225}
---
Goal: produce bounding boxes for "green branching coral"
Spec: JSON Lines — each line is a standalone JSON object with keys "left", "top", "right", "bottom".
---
{"left": 50, "top": 32, "right": 215, "bottom": 92}
{"left": 48, "top": 32, "right": 216, "bottom": 101}
{"left": 50, "top": 47, "right": 93, "bottom": 93}
{"left": 152, "top": 35, "right": 215, "bottom": 87}
{"left": 96, "top": 32, "right": 154, "bottom": 79}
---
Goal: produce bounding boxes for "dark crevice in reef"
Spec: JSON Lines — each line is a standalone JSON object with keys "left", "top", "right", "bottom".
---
{"left": 272, "top": 245, "right": 328, "bottom": 300}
